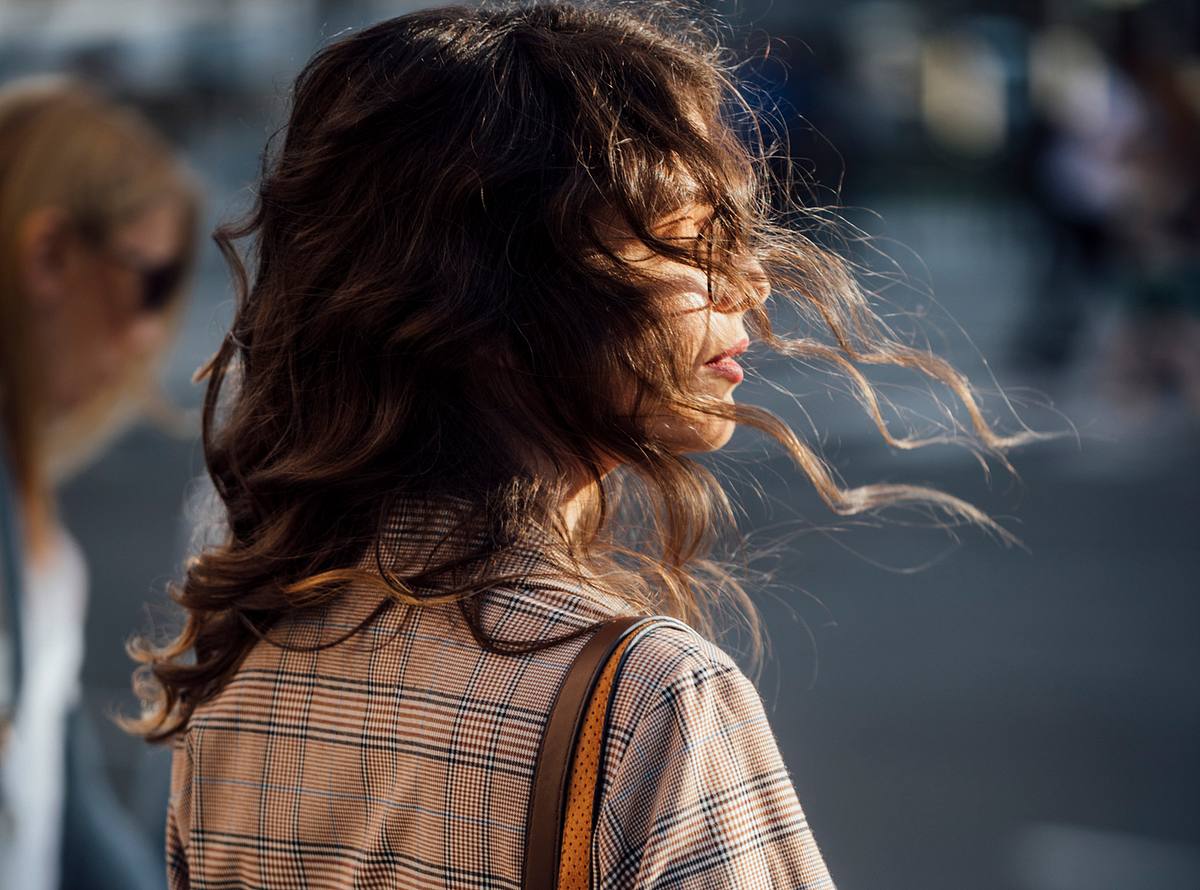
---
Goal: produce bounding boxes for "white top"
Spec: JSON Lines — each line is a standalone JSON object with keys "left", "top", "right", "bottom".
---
{"left": 0, "top": 526, "right": 88, "bottom": 890}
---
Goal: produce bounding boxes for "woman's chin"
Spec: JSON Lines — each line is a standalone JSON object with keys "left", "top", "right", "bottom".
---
{"left": 684, "top": 416, "right": 736, "bottom": 453}
{"left": 707, "top": 417, "right": 737, "bottom": 450}
{"left": 648, "top": 398, "right": 738, "bottom": 453}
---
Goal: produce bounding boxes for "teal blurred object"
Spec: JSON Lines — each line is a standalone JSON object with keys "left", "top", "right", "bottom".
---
{"left": 59, "top": 707, "right": 162, "bottom": 890}
{"left": 0, "top": 444, "right": 23, "bottom": 844}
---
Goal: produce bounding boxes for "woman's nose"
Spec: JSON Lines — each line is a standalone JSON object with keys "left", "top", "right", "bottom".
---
{"left": 746, "top": 257, "right": 771, "bottom": 306}
{"left": 719, "top": 257, "right": 770, "bottom": 312}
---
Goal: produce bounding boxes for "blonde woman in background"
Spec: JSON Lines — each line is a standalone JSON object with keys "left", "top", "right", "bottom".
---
{"left": 0, "top": 76, "right": 198, "bottom": 890}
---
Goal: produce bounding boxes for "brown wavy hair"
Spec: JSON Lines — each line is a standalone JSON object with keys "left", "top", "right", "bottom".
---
{"left": 126, "top": 2, "right": 1039, "bottom": 741}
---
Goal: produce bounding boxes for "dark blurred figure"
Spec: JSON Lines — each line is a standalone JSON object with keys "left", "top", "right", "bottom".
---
{"left": 1017, "top": 16, "right": 1200, "bottom": 416}
{"left": 0, "top": 76, "right": 198, "bottom": 890}
{"left": 1017, "top": 25, "right": 1139, "bottom": 372}
{"left": 1103, "top": 31, "right": 1200, "bottom": 417}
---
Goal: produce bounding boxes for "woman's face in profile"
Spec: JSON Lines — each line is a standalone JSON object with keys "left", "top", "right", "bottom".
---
{"left": 605, "top": 203, "right": 769, "bottom": 454}
{"left": 24, "top": 197, "right": 188, "bottom": 417}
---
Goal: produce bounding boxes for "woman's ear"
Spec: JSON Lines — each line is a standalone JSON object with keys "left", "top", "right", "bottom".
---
{"left": 17, "top": 206, "right": 73, "bottom": 310}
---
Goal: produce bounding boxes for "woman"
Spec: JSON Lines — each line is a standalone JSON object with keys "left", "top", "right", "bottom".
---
{"left": 128, "top": 4, "right": 1030, "bottom": 887}
{"left": 0, "top": 76, "right": 198, "bottom": 890}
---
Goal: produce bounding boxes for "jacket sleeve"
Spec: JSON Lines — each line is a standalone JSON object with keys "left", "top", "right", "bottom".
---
{"left": 591, "top": 626, "right": 835, "bottom": 890}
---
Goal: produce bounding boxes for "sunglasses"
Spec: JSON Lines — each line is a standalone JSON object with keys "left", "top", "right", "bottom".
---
{"left": 92, "top": 248, "right": 187, "bottom": 314}
{"left": 131, "top": 256, "right": 187, "bottom": 313}
{"left": 74, "top": 219, "right": 187, "bottom": 313}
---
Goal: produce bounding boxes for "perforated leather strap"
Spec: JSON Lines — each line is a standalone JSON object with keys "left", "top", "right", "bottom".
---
{"left": 524, "top": 615, "right": 662, "bottom": 890}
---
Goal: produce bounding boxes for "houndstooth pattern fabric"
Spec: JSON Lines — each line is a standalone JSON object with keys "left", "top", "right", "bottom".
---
{"left": 166, "top": 500, "right": 835, "bottom": 889}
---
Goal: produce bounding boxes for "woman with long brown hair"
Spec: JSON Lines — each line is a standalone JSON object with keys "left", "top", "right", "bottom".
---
{"left": 128, "top": 4, "right": 1031, "bottom": 887}
{"left": 0, "top": 76, "right": 198, "bottom": 889}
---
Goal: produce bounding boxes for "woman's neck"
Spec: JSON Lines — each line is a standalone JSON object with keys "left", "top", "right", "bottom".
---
{"left": 558, "top": 464, "right": 617, "bottom": 544}
{"left": 560, "top": 482, "right": 592, "bottom": 541}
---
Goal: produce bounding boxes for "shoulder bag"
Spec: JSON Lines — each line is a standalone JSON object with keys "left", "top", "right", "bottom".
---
{"left": 524, "top": 614, "right": 681, "bottom": 890}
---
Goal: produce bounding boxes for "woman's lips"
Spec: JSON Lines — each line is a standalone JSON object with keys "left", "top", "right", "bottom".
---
{"left": 703, "top": 355, "right": 744, "bottom": 383}
{"left": 703, "top": 337, "right": 749, "bottom": 384}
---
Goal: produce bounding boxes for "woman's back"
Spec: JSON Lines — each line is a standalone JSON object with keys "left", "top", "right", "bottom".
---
{"left": 168, "top": 507, "right": 833, "bottom": 888}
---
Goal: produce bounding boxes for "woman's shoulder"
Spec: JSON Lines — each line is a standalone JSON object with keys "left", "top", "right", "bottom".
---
{"left": 592, "top": 620, "right": 829, "bottom": 885}
{"left": 619, "top": 618, "right": 743, "bottom": 689}
{"left": 604, "top": 617, "right": 761, "bottom": 747}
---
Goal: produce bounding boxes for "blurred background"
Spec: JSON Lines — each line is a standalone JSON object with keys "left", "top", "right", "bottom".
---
{"left": 1, "top": 0, "right": 1197, "bottom": 888}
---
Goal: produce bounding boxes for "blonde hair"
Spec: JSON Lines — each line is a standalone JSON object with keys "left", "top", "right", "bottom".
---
{"left": 0, "top": 75, "right": 199, "bottom": 498}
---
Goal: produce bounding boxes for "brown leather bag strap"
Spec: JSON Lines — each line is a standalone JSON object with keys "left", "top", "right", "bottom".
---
{"left": 524, "top": 615, "right": 664, "bottom": 890}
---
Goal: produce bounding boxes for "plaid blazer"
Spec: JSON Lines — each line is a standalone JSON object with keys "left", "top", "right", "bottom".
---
{"left": 167, "top": 500, "right": 834, "bottom": 889}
